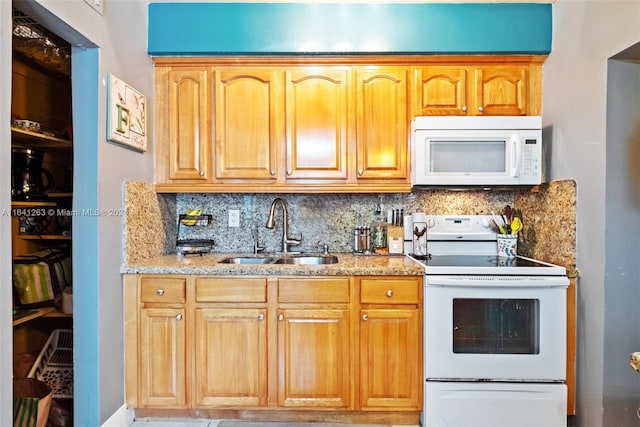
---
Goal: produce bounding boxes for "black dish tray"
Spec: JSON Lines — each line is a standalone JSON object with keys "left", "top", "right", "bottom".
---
{"left": 176, "top": 239, "right": 215, "bottom": 255}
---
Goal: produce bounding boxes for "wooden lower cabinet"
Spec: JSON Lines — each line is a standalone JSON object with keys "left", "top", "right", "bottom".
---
{"left": 359, "top": 308, "right": 421, "bottom": 410}
{"left": 278, "top": 308, "right": 351, "bottom": 408}
{"left": 130, "top": 276, "right": 188, "bottom": 408}
{"left": 139, "top": 307, "right": 187, "bottom": 408}
{"left": 124, "top": 274, "right": 422, "bottom": 421}
{"left": 194, "top": 307, "right": 268, "bottom": 407}
{"left": 358, "top": 277, "right": 422, "bottom": 411}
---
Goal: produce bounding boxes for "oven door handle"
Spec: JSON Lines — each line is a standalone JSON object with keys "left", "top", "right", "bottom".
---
{"left": 425, "top": 276, "right": 568, "bottom": 288}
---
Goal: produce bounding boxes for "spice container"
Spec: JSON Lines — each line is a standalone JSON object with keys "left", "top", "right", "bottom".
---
{"left": 353, "top": 226, "right": 371, "bottom": 253}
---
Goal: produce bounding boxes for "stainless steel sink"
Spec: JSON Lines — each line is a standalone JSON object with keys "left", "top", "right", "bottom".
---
{"left": 218, "top": 254, "right": 338, "bottom": 265}
{"left": 273, "top": 255, "right": 338, "bottom": 265}
{"left": 218, "top": 256, "right": 276, "bottom": 264}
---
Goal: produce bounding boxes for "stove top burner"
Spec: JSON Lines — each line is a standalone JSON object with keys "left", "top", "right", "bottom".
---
{"left": 426, "top": 254, "right": 550, "bottom": 268}
{"left": 410, "top": 253, "right": 567, "bottom": 276}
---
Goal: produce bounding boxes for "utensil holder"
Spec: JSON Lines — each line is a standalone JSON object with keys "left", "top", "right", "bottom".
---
{"left": 497, "top": 234, "right": 518, "bottom": 257}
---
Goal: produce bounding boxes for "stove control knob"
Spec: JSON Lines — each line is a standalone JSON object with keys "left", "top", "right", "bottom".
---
{"left": 480, "top": 218, "right": 490, "bottom": 228}
{"left": 427, "top": 219, "right": 436, "bottom": 228}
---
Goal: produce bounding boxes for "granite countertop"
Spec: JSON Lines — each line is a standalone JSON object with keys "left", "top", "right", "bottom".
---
{"left": 121, "top": 252, "right": 426, "bottom": 276}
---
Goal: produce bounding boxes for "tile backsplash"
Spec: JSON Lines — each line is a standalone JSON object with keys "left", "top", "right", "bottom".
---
{"left": 125, "top": 182, "right": 512, "bottom": 261}
{"left": 174, "top": 191, "right": 515, "bottom": 255}
{"left": 123, "top": 180, "right": 577, "bottom": 276}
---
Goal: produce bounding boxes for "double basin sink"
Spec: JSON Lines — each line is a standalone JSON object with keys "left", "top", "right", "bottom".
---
{"left": 219, "top": 254, "right": 338, "bottom": 265}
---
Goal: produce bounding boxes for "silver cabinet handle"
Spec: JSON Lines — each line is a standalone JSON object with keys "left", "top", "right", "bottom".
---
{"left": 286, "top": 170, "right": 292, "bottom": 176}
{"left": 362, "top": 314, "right": 368, "bottom": 321}
{"left": 358, "top": 170, "right": 363, "bottom": 176}
{"left": 156, "top": 289, "right": 164, "bottom": 296}
{"left": 386, "top": 289, "right": 393, "bottom": 297}
{"left": 278, "top": 314, "right": 284, "bottom": 321}
{"left": 270, "top": 170, "right": 275, "bottom": 176}
{"left": 462, "top": 105, "right": 468, "bottom": 112}
{"left": 258, "top": 314, "right": 264, "bottom": 321}
{"left": 478, "top": 106, "right": 484, "bottom": 112}
{"left": 199, "top": 170, "right": 205, "bottom": 177}
{"left": 175, "top": 314, "right": 182, "bottom": 321}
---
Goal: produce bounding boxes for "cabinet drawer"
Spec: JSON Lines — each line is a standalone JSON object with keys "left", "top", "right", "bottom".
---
{"left": 278, "top": 278, "right": 350, "bottom": 303}
{"left": 196, "top": 277, "right": 267, "bottom": 302}
{"left": 360, "top": 278, "right": 420, "bottom": 304}
{"left": 140, "top": 277, "right": 186, "bottom": 303}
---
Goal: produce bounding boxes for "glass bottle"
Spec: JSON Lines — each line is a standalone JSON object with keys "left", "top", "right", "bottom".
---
{"left": 371, "top": 207, "right": 387, "bottom": 250}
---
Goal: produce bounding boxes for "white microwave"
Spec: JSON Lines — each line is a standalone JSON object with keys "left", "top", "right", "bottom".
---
{"left": 411, "top": 116, "right": 543, "bottom": 187}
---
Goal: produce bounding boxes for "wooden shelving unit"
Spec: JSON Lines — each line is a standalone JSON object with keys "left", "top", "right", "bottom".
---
{"left": 11, "top": 127, "right": 72, "bottom": 150}
{"left": 12, "top": 307, "right": 71, "bottom": 327}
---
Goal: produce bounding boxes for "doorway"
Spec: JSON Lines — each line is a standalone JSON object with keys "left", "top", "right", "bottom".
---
{"left": 11, "top": 4, "right": 74, "bottom": 419}
{"left": 5, "top": 1, "right": 100, "bottom": 426}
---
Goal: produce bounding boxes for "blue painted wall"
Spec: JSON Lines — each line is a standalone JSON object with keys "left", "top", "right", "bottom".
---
{"left": 148, "top": 3, "right": 551, "bottom": 55}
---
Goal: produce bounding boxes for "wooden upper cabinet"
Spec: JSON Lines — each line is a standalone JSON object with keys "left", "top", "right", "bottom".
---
{"left": 166, "top": 68, "right": 211, "bottom": 181}
{"left": 214, "top": 68, "right": 280, "bottom": 181}
{"left": 153, "top": 56, "right": 544, "bottom": 192}
{"left": 413, "top": 66, "right": 468, "bottom": 116}
{"left": 413, "top": 61, "right": 541, "bottom": 117}
{"left": 284, "top": 67, "right": 350, "bottom": 181}
{"left": 355, "top": 67, "right": 409, "bottom": 181}
{"left": 474, "top": 65, "right": 528, "bottom": 116}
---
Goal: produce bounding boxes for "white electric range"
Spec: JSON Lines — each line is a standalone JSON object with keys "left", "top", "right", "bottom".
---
{"left": 409, "top": 215, "right": 568, "bottom": 427}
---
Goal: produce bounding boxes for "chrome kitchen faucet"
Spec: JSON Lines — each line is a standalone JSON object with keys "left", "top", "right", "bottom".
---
{"left": 265, "top": 197, "right": 301, "bottom": 253}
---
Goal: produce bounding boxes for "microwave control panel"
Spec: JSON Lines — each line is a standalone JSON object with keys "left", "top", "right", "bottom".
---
{"left": 521, "top": 138, "right": 541, "bottom": 179}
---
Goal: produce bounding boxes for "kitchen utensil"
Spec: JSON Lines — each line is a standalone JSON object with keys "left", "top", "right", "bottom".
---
{"left": 490, "top": 211, "right": 507, "bottom": 234}
{"left": 511, "top": 217, "right": 523, "bottom": 234}
{"left": 503, "top": 205, "right": 513, "bottom": 225}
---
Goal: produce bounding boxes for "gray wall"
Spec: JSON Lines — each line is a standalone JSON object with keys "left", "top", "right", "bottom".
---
{"left": 545, "top": 1, "right": 640, "bottom": 425}
{"left": 603, "top": 58, "right": 640, "bottom": 422}
{"left": 0, "top": 0, "right": 14, "bottom": 421}
{"left": 0, "top": 1, "right": 154, "bottom": 425}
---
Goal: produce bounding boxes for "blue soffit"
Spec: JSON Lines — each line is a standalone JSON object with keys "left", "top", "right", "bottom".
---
{"left": 148, "top": 3, "right": 551, "bottom": 56}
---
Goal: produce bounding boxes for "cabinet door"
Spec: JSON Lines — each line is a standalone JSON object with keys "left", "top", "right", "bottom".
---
{"left": 194, "top": 308, "right": 268, "bottom": 407}
{"left": 139, "top": 307, "right": 186, "bottom": 408}
{"left": 474, "top": 65, "right": 528, "bottom": 116}
{"left": 359, "top": 308, "right": 421, "bottom": 410}
{"left": 214, "top": 68, "right": 280, "bottom": 180}
{"left": 413, "top": 66, "right": 468, "bottom": 116}
{"left": 355, "top": 67, "right": 409, "bottom": 180}
{"left": 284, "top": 67, "right": 350, "bottom": 181}
{"left": 278, "top": 308, "right": 351, "bottom": 408}
{"left": 167, "top": 68, "right": 211, "bottom": 181}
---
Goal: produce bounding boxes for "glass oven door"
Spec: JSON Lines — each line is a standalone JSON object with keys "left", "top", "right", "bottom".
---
{"left": 424, "top": 276, "right": 568, "bottom": 382}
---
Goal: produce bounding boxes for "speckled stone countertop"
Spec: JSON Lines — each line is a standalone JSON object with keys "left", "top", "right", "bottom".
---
{"left": 122, "top": 253, "right": 425, "bottom": 276}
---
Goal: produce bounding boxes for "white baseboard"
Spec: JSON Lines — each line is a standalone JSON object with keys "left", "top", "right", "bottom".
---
{"left": 102, "top": 404, "right": 134, "bottom": 427}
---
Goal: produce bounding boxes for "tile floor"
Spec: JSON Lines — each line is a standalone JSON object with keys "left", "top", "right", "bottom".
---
{"left": 130, "top": 421, "right": 419, "bottom": 427}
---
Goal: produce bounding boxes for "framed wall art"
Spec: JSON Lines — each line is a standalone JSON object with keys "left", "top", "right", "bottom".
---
{"left": 106, "top": 73, "right": 147, "bottom": 152}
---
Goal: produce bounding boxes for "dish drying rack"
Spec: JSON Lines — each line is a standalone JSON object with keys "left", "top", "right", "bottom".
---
{"left": 28, "top": 329, "right": 73, "bottom": 399}
{"left": 176, "top": 213, "right": 215, "bottom": 255}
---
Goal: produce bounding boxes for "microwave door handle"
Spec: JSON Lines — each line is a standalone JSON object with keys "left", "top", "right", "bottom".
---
{"left": 511, "top": 136, "right": 522, "bottom": 177}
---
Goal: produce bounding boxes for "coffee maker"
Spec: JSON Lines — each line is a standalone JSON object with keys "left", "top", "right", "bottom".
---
{"left": 11, "top": 148, "right": 55, "bottom": 200}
